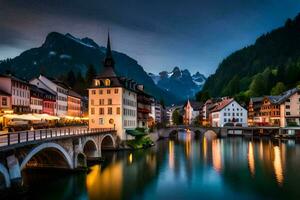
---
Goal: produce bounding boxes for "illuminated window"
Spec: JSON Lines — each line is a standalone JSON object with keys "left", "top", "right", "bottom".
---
{"left": 117, "top": 107, "right": 120, "bottom": 114}
{"left": 105, "top": 79, "right": 111, "bottom": 86}
{"left": 94, "top": 79, "right": 100, "bottom": 86}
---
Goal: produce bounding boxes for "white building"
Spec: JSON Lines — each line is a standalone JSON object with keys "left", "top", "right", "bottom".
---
{"left": 211, "top": 98, "right": 247, "bottom": 127}
{"left": 30, "top": 75, "right": 68, "bottom": 116}
{"left": 149, "top": 99, "right": 162, "bottom": 124}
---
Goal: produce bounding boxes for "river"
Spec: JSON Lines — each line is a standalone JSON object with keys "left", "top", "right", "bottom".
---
{"left": 20, "top": 131, "right": 300, "bottom": 200}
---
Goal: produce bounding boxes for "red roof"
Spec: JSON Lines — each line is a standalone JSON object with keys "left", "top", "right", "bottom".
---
{"left": 211, "top": 98, "right": 234, "bottom": 112}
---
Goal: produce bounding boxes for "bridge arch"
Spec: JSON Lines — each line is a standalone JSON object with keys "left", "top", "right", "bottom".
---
{"left": 20, "top": 142, "right": 73, "bottom": 170}
{"left": 83, "top": 138, "right": 98, "bottom": 157}
{"left": 0, "top": 163, "right": 10, "bottom": 188}
{"left": 100, "top": 134, "right": 115, "bottom": 150}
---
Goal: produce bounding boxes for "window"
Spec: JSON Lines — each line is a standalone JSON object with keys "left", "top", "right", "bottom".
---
{"left": 224, "top": 113, "right": 227, "bottom": 116}
{"left": 286, "top": 112, "right": 291, "bottom": 116}
{"left": 108, "top": 107, "right": 113, "bottom": 115}
{"left": 117, "top": 107, "right": 120, "bottom": 114}
{"left": 105, "top": 79, "right": 111, "bottom": 86}
{"left": 114, "top": 89, "right": 118, "bottom": 94}
{"left": 95, "top": 80, "right": 100, "bottom": 86}
{"left": 91, "top": 99, "right": 94, "bottom": 105}
{"left": 286, "top": 99, "right": 290, "bottom": 102}
{"left": 286, "top": 105, "right": 290, "bottom": 109}
{"left": 224, "top": 118, "right": 227, "bottom": 122}
{"left": 108, "top": 99, "right": 112, "bottom": 105}
{"left": 99, "top": 99, "right": 104, "bottom": 105}
{"left": 99, "top": 118, "right": 104, "bottom": 125}
{"left": 2, "top": 97, "right": 7, "bottom": 106}
{"left": 99, "top": 90, "right": 103, "bottom": 95}
{"left": 107, "top": 89, "right": 111, "bottom": 94}
{"left": 91, "top": 108, "right": 95, "bottom": 115}
{"left": 99, "top": 108, "right": 104, "bottom": 115}
{"left": 91, "top": 90, "right": 96, "bottom": 95}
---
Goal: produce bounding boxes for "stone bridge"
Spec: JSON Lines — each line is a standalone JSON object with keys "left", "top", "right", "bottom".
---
{"left": 155, "top": 125, "right": 282, "bottom": 139}
{"left": 0, "top": 126, "right": 117, "bottom": 189}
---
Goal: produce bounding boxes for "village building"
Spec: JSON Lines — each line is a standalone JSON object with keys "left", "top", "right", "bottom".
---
{"left": 248, "top": 97, "right": 263, "bottom": 126}
{"left": 88, "top": 34, "right": 151, "bottom": 140}
{"left": 30, "top": 75, "right": 68, "bottom": 117}
{"left": 183, "top": 100, "right": 202, "bottom": 125}
{"left": 67, "top": 90, "right": 82, "bottom": 117}
{"left": 29, "top": 85, "right": 44, "bottom": 114}
{"left": 258, "top": 96, "right": 281, "bottom": 126}
{"left": 210, "top": 98, "right": 247, "bottom": 127}
{"left": 277, "top": 88, "right": 300, "bottom": 127}
{"left": 149, "top": 98, "right": 163, "bottom": 125}
{"left": 136, "top": 86, "right": 152, "bottom": 128}
{"left": 0, "top": 90, "right": 12, "bottom": 114}
{"left": 0, "top": 74, "right": 30, "bottom": 113}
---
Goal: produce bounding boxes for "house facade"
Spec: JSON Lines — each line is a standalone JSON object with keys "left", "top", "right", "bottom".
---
{"left": 30, "top": 75, "right": 68, "bottom": 116}
{"left": 0, "top": 74, "right": 30, "bottom": 113}
{"left": 89, "top": 34, "right": 150, "bottom": 140}
{"left": 278, "top": 88, "right": 300, "bottom": 127}
{"left": 259, "top": 96, "right": 281, "bottom": 126}
{"left": 248, "top": 97, "right": 263, "bottom": 126}
{"left": 0, "top": 90, "right": 12, "bottom": 113}
{"left": 211, "top": 98, "right": 247, "bottom": 127}
{"left": 67, "top": 90, "right": 82, "bottom": 117}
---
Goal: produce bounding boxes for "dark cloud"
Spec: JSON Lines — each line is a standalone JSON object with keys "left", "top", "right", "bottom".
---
{"left": 0, "top": 0, "right": 300, "bottom": 75}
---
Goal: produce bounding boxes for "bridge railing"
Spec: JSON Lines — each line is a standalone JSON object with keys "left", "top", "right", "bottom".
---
{"left": 0, "top": 127, "right": 114, "bottom": 148}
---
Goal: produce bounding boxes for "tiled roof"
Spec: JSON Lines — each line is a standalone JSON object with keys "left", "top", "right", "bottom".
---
{"left": 277, "top": 87, "right": 300, "bottom": 104}
{"left": 0, "top": 74, "right": 29, "bottom": 85}
{"left": 68, "top": 89, "right": 82, "bottom": 99}
{"left": 211, "top": 98, "right": 234, "bottom": 112}
{"left": 250, "top": 97, "right": 263, "bottom": 103}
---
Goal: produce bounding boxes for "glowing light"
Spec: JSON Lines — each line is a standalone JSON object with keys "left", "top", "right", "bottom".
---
{"left": 248, "top": 142, "right": 255, "bottom": 177}
{"left": 203, "top": 136, "right": 207, "bottom": 160}
{"left": 168, "top": 140, "right": 174, "bottom": 169}
{"left": 212, "top": 139, "right": 222, "bottom": 172}
{"left": 273, "top": 146, "right": 284, "bottom": 186}
{"left": 128, "top": 153, "right": 133, "bottom": 164}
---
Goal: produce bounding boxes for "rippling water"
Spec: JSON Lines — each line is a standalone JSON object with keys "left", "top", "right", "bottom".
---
{"left": 22, "top": 132, "right": 300, "bottom": 200}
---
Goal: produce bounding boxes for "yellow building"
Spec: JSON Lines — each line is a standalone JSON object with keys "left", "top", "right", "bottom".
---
{"left": 88, "top": 34, "right": 143, "bottom": 140}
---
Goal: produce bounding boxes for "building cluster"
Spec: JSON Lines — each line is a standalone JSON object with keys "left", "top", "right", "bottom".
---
{"left": 248, "top": 88, "right": 300, "bottom": 127}
{"left": 88, "top": 34, "right": 165, "bottom": 140}
{"left": 180, "top": 98, "right": 248, "bottom": 127}
{"left": 0, "top": 74, "right": 85, "bottom": 119}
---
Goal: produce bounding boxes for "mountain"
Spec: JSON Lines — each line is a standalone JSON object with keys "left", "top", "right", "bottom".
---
{"left": 0, "top": 32, "right": 183, "bottom": 105}
{"left": 149, "top": 67, "right": 206, "bottom": 100}
{"left": 202, "top": 13, "right": 300, "bottom": 100}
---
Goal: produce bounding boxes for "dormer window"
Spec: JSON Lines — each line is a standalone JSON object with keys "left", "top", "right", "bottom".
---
{"left": 105, "top": 79, "right": 111, "bottom": 86}
{"left": 95, "top": 79, "right": 100, "bottom": 86}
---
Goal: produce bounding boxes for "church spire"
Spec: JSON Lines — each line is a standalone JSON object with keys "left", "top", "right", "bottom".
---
{"left": 104, "top": 32, "right": 115, "bottom": 68}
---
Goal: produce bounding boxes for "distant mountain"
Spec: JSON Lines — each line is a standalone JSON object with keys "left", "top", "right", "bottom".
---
{"left": 0, "top": 32, "right": 182, "bottom": 105}
{"left": 203, "top": 13, "right": 300, "bottom": 100}
{"left": 149, "top": 67, "right": 206, "bottom": 100}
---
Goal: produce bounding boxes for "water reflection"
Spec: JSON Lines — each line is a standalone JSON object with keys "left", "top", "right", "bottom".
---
{"left": 248, "top": 142, "right": 255, "bottom": 176}
{"left": 21, "top": 133, "right": 300, "bottom": 200}
{"left": 273, "top": 146, "right": 284, "bottom": 186}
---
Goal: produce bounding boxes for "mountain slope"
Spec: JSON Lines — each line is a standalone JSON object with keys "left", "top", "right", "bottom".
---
{"left": 203, "top": 13, "right": 300, "bottom": 98}
{"left": 149, "top": 67, "right": 206, "bottom": 99}
{"left": 0, "top": 32, "right": 182, "bottom": 105}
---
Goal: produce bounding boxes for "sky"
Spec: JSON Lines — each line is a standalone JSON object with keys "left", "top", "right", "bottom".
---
{"left": 1, "top": 0, "right": 300, "bottom": 76}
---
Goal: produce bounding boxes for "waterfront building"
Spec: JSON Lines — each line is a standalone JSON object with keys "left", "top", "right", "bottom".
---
{"left": 136, "top": 86, "right": 152, "bottom": 128}
{"left": 67, "top": 90, "right": 82, "bottom": 117}
{"left": 183, "top": 100, "right": 202, "bottom": 125}
{"left": 0, "top": 90, "right": 12, "bottom": 113}
{"left": 149, "top": 99, "right": 163, "bottom": 125}
{"left": 30, "top": 75, "right": 68, "bottom": 116}
{"left": 41, "top": 88, "right": 56, "bottom": 116}
{"left": 201, "top": 98, "right": 222, "bottom": 126}
{"left": 29, "top": 85, "right": 44, "bottom": 114}
{"left": 278, "top": 88, "right": 300, "bottom": 127}
{"left": 0, "top": 74, "right": 30, "bottom": 113}
{"left": 88, "top": 34, "right": 151, "bottom": 140}
{"left": 210, "top": 98, "right": 247, "bottom": 127}
{"left": 258, "top": 96, "right": 281, "bottom": 126}
{"left": 248, "top": 97, "right": 263, "bottom": 126}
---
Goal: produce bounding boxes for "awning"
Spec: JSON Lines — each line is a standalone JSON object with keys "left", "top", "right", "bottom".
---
{"left": 126, "top": 129, "right": 147, "bottom": 137}
{"left": 3, "top": 113, "right": 60, "bottom": 121}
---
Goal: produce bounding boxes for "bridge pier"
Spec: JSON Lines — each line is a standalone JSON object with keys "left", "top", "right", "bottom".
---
{"left": 6, "top": 154, "right": 21, "bottom": 182}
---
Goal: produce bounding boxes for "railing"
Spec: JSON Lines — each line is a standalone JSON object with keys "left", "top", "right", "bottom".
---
{"left": 0, "top": 127, "right": 115, "bottom": 148}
